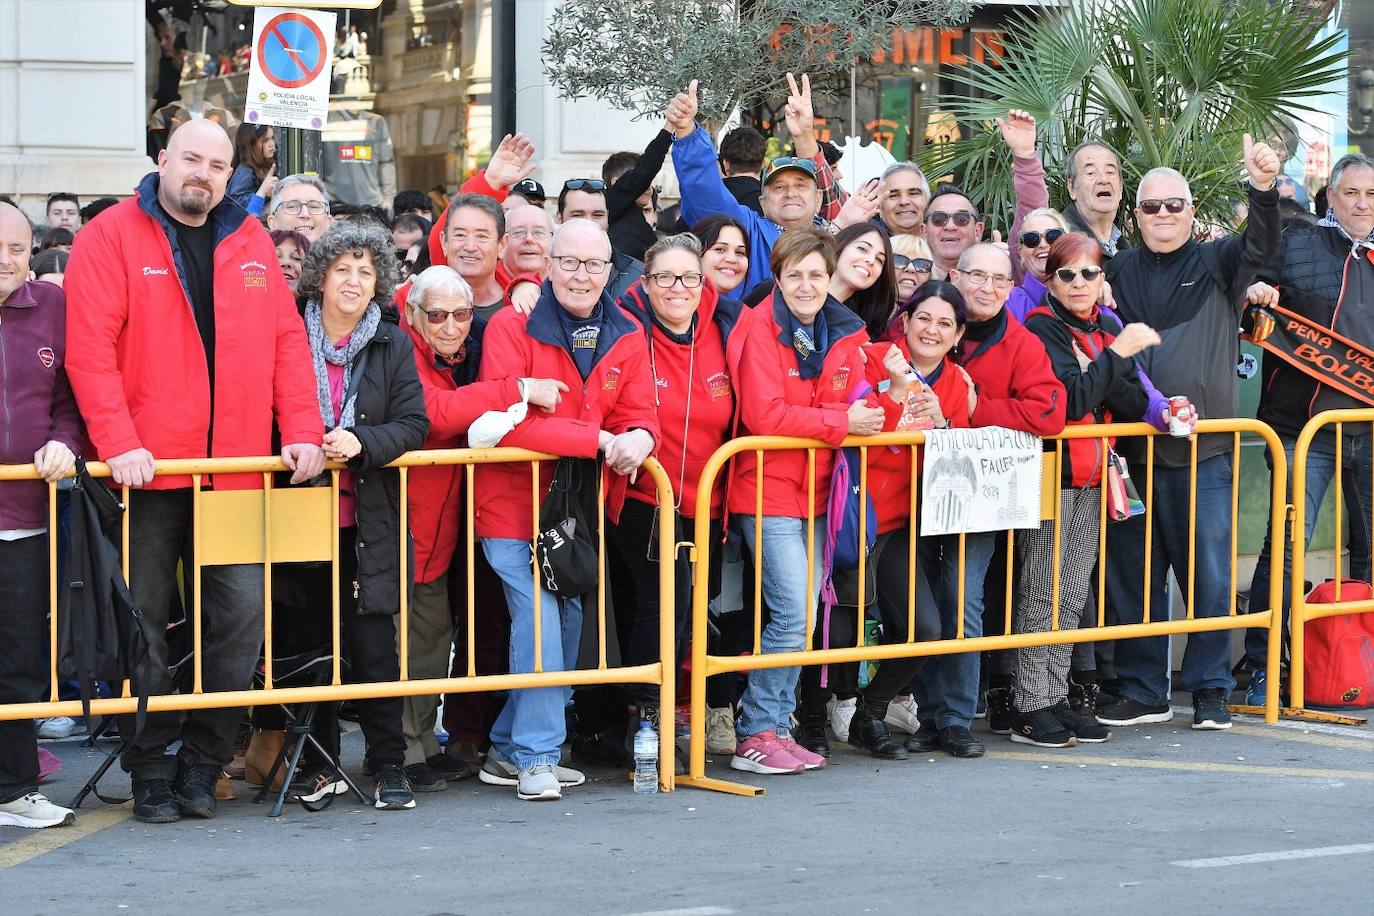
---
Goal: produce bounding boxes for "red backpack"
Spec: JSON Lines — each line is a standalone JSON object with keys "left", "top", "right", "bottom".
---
{"left": 1303, "top": 579, "right": 1374, "bottom": 708}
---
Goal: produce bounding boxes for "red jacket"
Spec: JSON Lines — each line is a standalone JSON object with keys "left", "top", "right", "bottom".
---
{"left": 618, "top": 280, "right": 743, "bottom": 519}
{"left": 861, "top": 342, "right": 971, "bottom": 534}
{"left": 725, "top": 293, "right": 870, "bottom": 518}
{"left": 473, "top": 284, "right": 660, "bottom": 539}
{"left": 954, "top": 307, "right": 1067, "bottom": 438}
{"left": 403, "top": 316, "right": 523, "bottom": 583}
{"left": 65, "top": 173, "right": 322, "bottom": 490}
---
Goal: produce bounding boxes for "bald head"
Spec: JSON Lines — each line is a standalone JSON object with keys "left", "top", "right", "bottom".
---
{"left": 0, "top": 200, "right": 34, "bottom": 304}
{"left": 158, "top": 120, "right": 234, "bottom": 225}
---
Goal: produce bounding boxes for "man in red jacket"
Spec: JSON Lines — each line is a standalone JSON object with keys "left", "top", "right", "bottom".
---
{"left": 64, "top": 119, "right": 325, "bottom": 824}
{"left": 474, "top": 219, "right": 659, "bottom": 801}
{"left": 904, "top": 243, "right": 1066, "bottom": 760}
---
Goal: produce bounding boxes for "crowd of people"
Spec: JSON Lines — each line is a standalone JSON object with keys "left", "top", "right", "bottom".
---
{"left": 0, "top": 71, "right": 1370, "bottom": 832}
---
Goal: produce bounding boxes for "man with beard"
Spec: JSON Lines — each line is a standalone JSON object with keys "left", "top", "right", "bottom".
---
{"left": 65, "top": 119, "right": 325, "bottom": 824}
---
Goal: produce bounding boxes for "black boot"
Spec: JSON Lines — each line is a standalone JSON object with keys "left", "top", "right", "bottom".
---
{"left": 794, "top": 708, "right": 831, "bottom": 758}
{"left": 848, "top": 708, "right": 909, "bottom": 760}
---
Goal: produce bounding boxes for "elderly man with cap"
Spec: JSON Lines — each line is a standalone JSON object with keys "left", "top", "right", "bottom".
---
{"left": 668, "top": 75, "right": 880, "bottom": 293}
{"left": 505, "top": 178, "right": 547, "bottom": 211}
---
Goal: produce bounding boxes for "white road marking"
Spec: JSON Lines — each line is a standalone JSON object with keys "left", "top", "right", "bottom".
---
{"left": 1171, "top": 843, "right": 1374, "bottom": 868}
{"left": 619, "top": 908, "right": 735, "bottom": 916}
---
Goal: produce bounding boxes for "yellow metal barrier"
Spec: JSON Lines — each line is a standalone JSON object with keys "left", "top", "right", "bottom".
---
{"left": 1289, "top": 409, "right": 1374, "bottom": 712}
{"left": 678, "top": 420, "right": 1287, "bottom": 796}
{"left": 0, "top": 450, "right": 678, "bottom": 793}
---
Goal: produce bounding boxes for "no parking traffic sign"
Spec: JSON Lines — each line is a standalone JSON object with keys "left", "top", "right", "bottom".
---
{"left": 244, "top": 6, "right": 335, "bottom": 130}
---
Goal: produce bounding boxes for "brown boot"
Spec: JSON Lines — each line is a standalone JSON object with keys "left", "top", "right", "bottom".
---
{"left": 243, "top": 728, "right": 287, "bottom": 790}
{"left": 215, "top": 772, "right": 237, "bottom": 801}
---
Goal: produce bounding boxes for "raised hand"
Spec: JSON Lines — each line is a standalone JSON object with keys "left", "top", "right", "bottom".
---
{"left": 834, "top": 178, "right": 883, "bottom": 228}
{"left": 995, "top": 109, "right": 1037, "bottom": 158}
{"left": 784, "top": 72, "right": 817, "bottom": 157}
{"left": 1243, "top": 133, "right": 1280, "bottom": 188}
{"left": 990, "top": 228, "right": 1009, "bottom": 254}
{"left": 484, "top": 133, "right": 537, "bottom": 190}
{"left": 665, "top": 80, "right": 699, "bottom": 138}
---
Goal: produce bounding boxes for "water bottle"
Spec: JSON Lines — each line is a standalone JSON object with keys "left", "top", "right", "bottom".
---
{"left": 632, "top": 720, "right": 658, "bottom": 795}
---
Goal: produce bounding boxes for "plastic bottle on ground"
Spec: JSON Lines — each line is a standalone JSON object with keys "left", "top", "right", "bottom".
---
{"left": 632, "top": 719, "right": 658, "bottom": 795}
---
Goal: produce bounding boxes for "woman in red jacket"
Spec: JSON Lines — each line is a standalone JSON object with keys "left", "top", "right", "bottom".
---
{"left": 398, "top": 265, "right": 564, "bottom": 790}
{"left": 725, "top": 229, "right": 885, "bottom": 776}
{"left": 614, "top": 233, "right": 741, "bottom": 746}
{"left": 1016, "top": 232, "right": 1157, "bottom": 748}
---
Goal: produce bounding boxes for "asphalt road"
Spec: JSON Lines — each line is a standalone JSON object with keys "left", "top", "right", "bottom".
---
{"left": 2, "top": 698, "right": 1371, "bottom": 916}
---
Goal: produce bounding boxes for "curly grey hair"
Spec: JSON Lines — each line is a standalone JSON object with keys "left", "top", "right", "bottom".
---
{"left": 296, "top": 221, "right": 399, "bottom": 308}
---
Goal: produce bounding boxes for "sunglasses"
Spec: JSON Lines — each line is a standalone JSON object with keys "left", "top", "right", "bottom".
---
{"left": 1053, "top": 266, "right": 1104, "bottom": 283}
{"left": 893, "top": 254, "right": 933, "bottom": 272}
{"left": 562, "top": 178, "right": 606, "bottom": 192}
{"left": 927, "top": 210, "right": 978, "bottom": 228}
{"left": 1020, "top": 228, "right": 1064, "bottom": 248}
{"left": 1138, "top": 197, "right": 1189, "bottom": 215}
{"left": 424, "top": 307, "right": 474, "bottom": 325}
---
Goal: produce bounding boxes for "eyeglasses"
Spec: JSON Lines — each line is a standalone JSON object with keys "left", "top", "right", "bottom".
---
{"left": 508, "top": 227, "right": 551, "bottom": 241}
{"left": 646, "top": 271, "right": 703, "bottom": 289}
{"left": 1019, "top": 228, "right": 1064, "bottom": 248}
{"left": 1138, "top": 197, "right": 1189, "bottom": 215}
{"left": 424, "top": 306, "right": 474, "bottom": 325}
{"left": 927, "top": 210, "right": 978, "bottom": 228}
{"left": 562, "top": 179, "right": 606, "bottom": 192}
{"left": 893, "top": 255, "right": 933, "bottom": 273}
{"left": 1053, "top": 266, "right": 1104, "bottom": 283}
{"left": 960, "top": 269, "right": 1014, "bottom": 288}
{"left": 552, "top": 255, "right": 609, "bottom": 274}
{"left": 275, "top": 200, "right": 328, "bottom": 216}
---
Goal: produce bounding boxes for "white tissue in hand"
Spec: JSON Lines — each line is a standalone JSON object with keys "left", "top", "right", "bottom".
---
{"left": 467, "top": 400, "right": 529, "bottom": 448}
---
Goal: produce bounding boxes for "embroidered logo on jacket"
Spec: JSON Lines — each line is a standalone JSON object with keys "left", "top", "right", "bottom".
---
{"left": 831, "top": 366, "right": 851, "bottom": 390}
{"left": 707, "top": 370, "right": 731, "bottom": 398}
{"left": 142, "top": 266, "right": 169, "bottom": 276}
{"left": 240, "top": 260, "right": 268, "bottom": 290}
{"left": 603, "top": 365, "right": 621, "bottom": 391}
{"left": 37, "top": 347, "right": 55, "bottom": 369}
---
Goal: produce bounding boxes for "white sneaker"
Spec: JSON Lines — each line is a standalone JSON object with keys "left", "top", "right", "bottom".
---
{"left": 0, "top": 793, "right": 75, "bottom": 829}
{"left": 479, "top": 746, "right": 585, "bottom": 788}
{"left": 884, "top": 695, "right": 921, "bottom": 734}
{"left": 516, "top": 765, "right": 561, "bottom": 801}
{"left": 36, "top": 717, "right": 78, "bottom": 740}
{"left": 828, "top": 697, "right": 857, "bottom": 742}
{"left": 705, "top": 707, "right": 737, "bottom": 755}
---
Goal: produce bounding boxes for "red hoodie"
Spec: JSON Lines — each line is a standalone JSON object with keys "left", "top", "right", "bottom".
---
{"left": 618, "top": 280, "right": 742, "bottom": 519}
{"left": 472, "top": 285, "right": 660, "bottom": 539}
{"left": 65, "top": 174, "right": 322, "bottom": 490}
{"left": 403, "top": 316, "right": 523, "bottom": 583}
{"left": 860, "top": 341, "right": 971, "bottom": 534}
{"left": 725, "top": 293, "right": 870, "bottom": 518}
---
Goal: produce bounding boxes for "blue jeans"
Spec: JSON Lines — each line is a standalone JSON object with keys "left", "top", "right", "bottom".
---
{"left": 482, "top": 538, "right": 583, "bottom": 770}
{"left": 736, "top": 515, "right": 825, "bottom": 739}
{"left": 1106, "top": 454, "right": 1236, "bottom": 706}
{"left": 911, "top": 531, "right": 997, "bottom": 729}
{"left": 1245, "top": 431, "right": 1373, "bottom": 666}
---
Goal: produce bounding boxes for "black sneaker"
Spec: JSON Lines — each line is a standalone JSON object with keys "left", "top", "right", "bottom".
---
{"left": 938, "top": 725, "right": 986, "bottom": 758}
{"left": 427, "top": 752, "right": 478, "bottom": 782}
{"left": 1009, "top": 708, "right": 1077, "bottom": 748}
{"left": 1050, "top": 699, "right": 1110, "bottom": 743}
{"left": 173, "top": 763, "right": 220, "bottom": 819}
{"left": 985, "top": 687, "right": 1014, "bottom": 735}
{"left": 287, "top": 766, "right": 348, "bottom": 803}
{"left": 373, "top": 764, "right": 416, "bottom": 810}
{"left": 1192, "top": 688, "right": 1233, "bottom": 730}
{"left": 1095, "top": 696, "right": 1173, "bottom": 726}
{"left": 903, "top": 720, "right": 941, "bottom": 753}
{"left": 793, "top": 712, "right": 831, "bottom": 758}
{"left": 403, "top": 762, "right": 449, "bottom": 793}
{"left": 132, "top": 777, "right": 180, "bottom": 824}
{"left": 1067, "top": 674, "right": 1103, "bottom": 716}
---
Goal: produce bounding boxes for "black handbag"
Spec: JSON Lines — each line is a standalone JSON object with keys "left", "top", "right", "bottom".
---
{"left": 534, "top": 457, "right": 602, "bottom": 596}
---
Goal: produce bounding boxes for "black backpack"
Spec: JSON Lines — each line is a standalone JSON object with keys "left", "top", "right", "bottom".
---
{"left": 57, "top": 459, "right": 155, "bottom": 737}
{"left": 534, "top": 457, "right": 602, "bottom": 597}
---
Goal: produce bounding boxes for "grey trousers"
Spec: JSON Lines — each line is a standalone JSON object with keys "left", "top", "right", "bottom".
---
{"left": 399, "top": 576, "right": 454, "bottom": 766}
{"left": 1013, "top": 488, "right": 1101, "bottom": 713}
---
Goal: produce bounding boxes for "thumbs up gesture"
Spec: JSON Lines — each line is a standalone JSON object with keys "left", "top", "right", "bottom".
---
{"left": 666, "top": 79, "right": 700, "bottom": 138}
{"left": 1243, "top": 133, "right": 1280, "bottom": 189}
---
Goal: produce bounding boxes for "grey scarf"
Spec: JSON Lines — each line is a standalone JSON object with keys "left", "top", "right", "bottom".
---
{"left": 1318, "top": 209, "right": 1374, "bottom": 256}
{"left": 305, "top": 299, "right": 381, "bottom": 430}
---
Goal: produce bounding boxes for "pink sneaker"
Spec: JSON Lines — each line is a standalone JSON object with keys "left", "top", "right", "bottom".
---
{"left": 777, "top": 736, "right": 827, "bottom": 770}
{"left": 730, "top": 730, "right": 805, "bottom": 775}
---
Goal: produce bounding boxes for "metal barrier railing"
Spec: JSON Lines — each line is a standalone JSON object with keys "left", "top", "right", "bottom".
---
{"left": 0, "top": 450, "right": 678, "bottom": 792}
{"left": 677, "top": 420, "right": 1288, "bottom": 796}
{"left": 1289, "top": 409, "right": 1374, "bottom": 711}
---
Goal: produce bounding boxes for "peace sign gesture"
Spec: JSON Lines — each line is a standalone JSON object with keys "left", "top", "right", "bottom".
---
{"left": 784, "top": 72, "right": 819, "bottom": 158}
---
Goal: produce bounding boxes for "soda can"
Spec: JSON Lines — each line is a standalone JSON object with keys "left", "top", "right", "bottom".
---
{"left": 1168, "top": 396, "right": 1192, "bottom": 438}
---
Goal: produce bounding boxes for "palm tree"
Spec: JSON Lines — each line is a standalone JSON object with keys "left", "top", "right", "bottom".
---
{"left": 921, "top": 0, "right": 1346, "bottom": 236}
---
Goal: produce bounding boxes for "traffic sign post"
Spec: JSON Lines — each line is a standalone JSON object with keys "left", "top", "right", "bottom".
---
{"left": 244, "top": 7, "right": 336, "bottom": 131}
